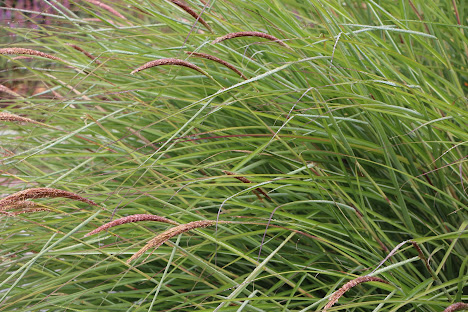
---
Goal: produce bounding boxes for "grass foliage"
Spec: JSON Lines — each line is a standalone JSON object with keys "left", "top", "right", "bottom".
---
{"left": 1, "top": 0, "right": 467, "bottom": 311}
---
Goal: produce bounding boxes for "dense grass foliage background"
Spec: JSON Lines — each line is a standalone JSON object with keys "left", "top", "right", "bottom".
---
{"left": 1, "top": 0, "right": 467, "bottom": 311}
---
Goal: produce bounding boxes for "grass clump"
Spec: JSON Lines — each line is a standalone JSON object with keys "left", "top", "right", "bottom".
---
{"left": 0, "top": 0, "right": 466, "bottom": 311}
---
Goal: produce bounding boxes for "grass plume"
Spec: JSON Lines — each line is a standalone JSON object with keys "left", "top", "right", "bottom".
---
{"left": 1, "top": 207, "right": 51, "bottom": 216}
{"left": 0, "top": 200, "right": 42, "bottom": 212}
{"left": 443, "top": 303, "right": 468, "bottom": 312}
{"left": 84, "top": 214, "right": 179, "bottom": 237}
{"left": 185, "top": 51, "right": 247, "bottom": 79}
{"left": 0, "top": 84, "right": 22, "bottom": 98}
{"left": 167, "top": 0, "right": 212, "bottom": 32}
{"left": 323, "top": 276, "right": 390, "bottom": 311}
{"left": 0, "top": 187, "right": 98, "bottom": 208}
{"left": 131, "top": 58, "right": 210, "bottom": 77}
{"left": 0, "top": 112, "right": 40, "bottom": 124}
{"left": 128, "top": 220, "right": 231, "bottom": 263}
{"left": 0, "top": 48, "right": 67, "bottom": 63}
{"left": 212, "top": 31, "right": 291, "bottom": 49}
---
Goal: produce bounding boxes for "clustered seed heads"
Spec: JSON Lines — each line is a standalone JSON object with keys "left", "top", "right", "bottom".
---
{"left": 0, "top": 48, "right": 67, "bottom": 63}
{"left": 323, "top": 276, "right": 389, "bottom": 311}
{"left": 443, "top": 302, "right": 468, "bottom": 312}
{"left": 131, "top": 58, "right": 209, "bottom": 76}
{"left": 167, "top": 0, "right": 212, "bottom": 32}
{"left": 185, "top": 51, "right": 247, "bottom": 79}
{"left": 212, "top": 31, "right": 291, "bottom": 49}
{"left": 84, "top": 214, "right": 179, "bottom": 237}
{"left": 0, "top": 187, "right": 98, "bottom": 209}
{"left": 127, "top": 220, "right": 231, "bottom": 263}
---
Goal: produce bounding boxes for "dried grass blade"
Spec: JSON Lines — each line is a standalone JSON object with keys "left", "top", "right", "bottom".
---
{"left": 0, "top": 48, "right": 67, "bottom": 63}
{"left": 323, "top": 276, "right": 389, "bottom": 311}
{"left": 130, "top": 58, "right": 209, "bottom": 76}
{"left": 67, "top": 43, "right": 102, "bottom": 65}
{"left": 84, "top": 214, "right": 179, "bottom": 237}
{"left": 222, "top": 170, "right": 271, "bottom": 200}
{"left": 167, "top": 0, "right": 212, "bottom": 32}
{"left": 443, "top": 303, "right": 468, "bottom": 312}
{"left": 128, "top": 220, "right": 231, "bottom": 263}
{"left": 212, "top": 31, "right": 291, "bottom": 49}
{"left": 0, "top": 187, "right": 98, "bottom": 208}
{"left": 185, "top": 51, "right": 247, "bottom": 79}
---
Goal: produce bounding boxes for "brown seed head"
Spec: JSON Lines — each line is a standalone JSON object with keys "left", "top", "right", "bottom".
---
{"left": 323, "top": 276, "right": 389, "bottom": 311}
{"left": 0, "top": 187, "right": 98, "bottom": 208}
{"left": 0, "top": 112, "right": 39, "bottom": 124}
{"left": 167, "top": 0, "right": 212, "bottom": 32}
{"left": 0, "top": 48, "right": 67, "bottom": 63}
{"left": 127, "top": 220, "right": 231, "bottom": 263}
{"left": 0, "top": 200, "right": 41, "bottom": 212}
{"left": 185, "top": 51, "right": 247, "bottom": 79}
{"left": 212, "top": 31, "right": 291, "bottom": 49}
{"left": 82, "top": 0, "right": 127, "bottom": 20}
{"left": 0, "top": 85, "right": 22, "bottom": 98}
{"left": 131, "top": 58, "right": 209, "bottom": 76}
{"left": 443, "top": 303, "right": 468, "bottom": 312}
{"left": 84, "top": 214, "right": 179, "bottom": 237}
{"left": 1, "top": 207, "right": 51, "bottom": 216}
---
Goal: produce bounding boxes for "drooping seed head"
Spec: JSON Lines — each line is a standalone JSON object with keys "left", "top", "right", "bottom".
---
{"left": 0, "top": 84, "right": 22, "bottom": 98}
{"left": 0, "top": 187, "right": 98, "bottom": 208}
{"left": 127, "top": 220, "right": 231, "bottom": 263}
{"left": 130, "top": 58, "right": 209, "bottom": 77}
{"left": 167, "top": 0, "right": 212, "bottom": 32}
{"left": 82, "top": 0, "right": 127, "bottom": 20}
{"left": 323, "top": 276, "right": 389, "bottom": 311}
{"left": 185, "top": 51, "right": 247, "bottom": 79}
{"left": 212, "top": 31, "right": 291, "bottom": 49}
{"left": 84, "top": 214, "right": 179, "bottom": 237}
{"left": 0, "top": 112, "right": 39, "bottom": 124}
{"left": 0, "top": 48, "right": 67, "bottom": 63}
{"left": 0, "top": 200, "right": 41, "bottom": 212}
{"left": 443, "top": 303, "right": 468, "bottom": 312}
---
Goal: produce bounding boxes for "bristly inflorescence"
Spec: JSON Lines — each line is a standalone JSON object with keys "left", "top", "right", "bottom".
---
{"left": 323, "top": 276, "right": 389, "bottom": 311}
{"left": 442, "top": 302, "right": 468, "bottom": 312}
{"left": 131, "top": 58, "right": 209, "bottom": 76}
{"left": 0, "top": 48, "right": 67, "bottom": 63}
{"left": 84, "top": 214, "right": 179, "bottom": 237}
{"left": 127, "top": 220, "right": 231, "bottom": 263}
{"left": 0, "top": 187, "right": 98, "bottom": 209}
{"left": 167, "top": 0, "right": 212, "bottom": 32}
{"left": 185, "top": 51, "right": 247, "bottom": 79}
